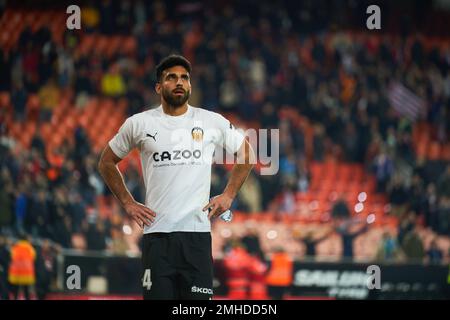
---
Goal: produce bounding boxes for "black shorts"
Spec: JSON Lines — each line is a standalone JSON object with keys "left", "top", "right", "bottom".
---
{"left": 142, "top": 232, "right": 214, "bottom": 300}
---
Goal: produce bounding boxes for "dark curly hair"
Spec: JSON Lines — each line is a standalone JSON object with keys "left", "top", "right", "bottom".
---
{"left": 155, "top": 54, "right": 192, "bottom": 82}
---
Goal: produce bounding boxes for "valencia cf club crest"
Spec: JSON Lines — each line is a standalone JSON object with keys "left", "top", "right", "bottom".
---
{"left": 191, "top": 127, "right": 204, "bottom": 142}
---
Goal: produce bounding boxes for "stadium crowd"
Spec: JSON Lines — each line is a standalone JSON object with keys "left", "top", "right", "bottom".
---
{"left": 0, "top": 0, "right": 449, "bottom": 290}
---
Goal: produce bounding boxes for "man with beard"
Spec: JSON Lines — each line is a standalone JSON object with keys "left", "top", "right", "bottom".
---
{"left": 98, "top": 55, "right": 254, "bottom": 300}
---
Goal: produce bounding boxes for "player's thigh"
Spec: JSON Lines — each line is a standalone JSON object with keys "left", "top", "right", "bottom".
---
{"left": 143, "top": 275, "right": 177, "bottom": 300}
{"left": 178, "top": 232, "right": 214, "bottom": 300}
{"left": 142, "top": 234, "right": 177, "bottom": 300}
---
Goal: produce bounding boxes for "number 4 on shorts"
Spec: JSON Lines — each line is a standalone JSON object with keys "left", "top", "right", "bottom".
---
{"left": 142, "top": 269, "right": 152, "bottom": 290}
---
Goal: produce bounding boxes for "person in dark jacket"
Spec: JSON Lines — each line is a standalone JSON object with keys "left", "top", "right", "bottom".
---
{"left": 335, "top": 218, "right": 369, "bottom": 260}
{"left": 426, "top": 238, "right": 443, "bottom": 264}
{"left": 0, "top": 236, "right": 11, "bottom": 300}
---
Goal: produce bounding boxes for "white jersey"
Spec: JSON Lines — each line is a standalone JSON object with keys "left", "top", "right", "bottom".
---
{"left": 108, "top": 105, "right": 245, "bottom": 234}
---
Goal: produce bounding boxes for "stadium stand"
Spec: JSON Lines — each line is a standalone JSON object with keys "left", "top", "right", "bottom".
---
{"left": 0, "top": 0, "right": 449, "bottom": 299}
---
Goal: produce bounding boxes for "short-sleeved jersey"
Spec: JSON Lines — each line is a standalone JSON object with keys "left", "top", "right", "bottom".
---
{"left": 109, "top": 105, "right": 244, "bottom": 233}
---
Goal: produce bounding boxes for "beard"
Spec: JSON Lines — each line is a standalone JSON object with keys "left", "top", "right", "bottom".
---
{"left": 162, "top": 87, "right": 190, "bottom": 107}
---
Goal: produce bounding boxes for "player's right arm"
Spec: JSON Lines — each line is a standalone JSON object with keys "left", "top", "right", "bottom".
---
{"left": 98, "top": 117, "right": 155, "bottom": 228}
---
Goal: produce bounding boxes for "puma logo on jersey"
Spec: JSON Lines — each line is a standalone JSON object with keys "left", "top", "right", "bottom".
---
{"left": 147, "top": 132, "right": 157, "bottom": 141}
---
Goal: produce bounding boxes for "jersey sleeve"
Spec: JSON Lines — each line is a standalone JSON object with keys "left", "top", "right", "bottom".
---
{"left": 108, "top": 117, "right": 137, "bottom": 159}
{"left": 214, "top": 114, "right": 245, "bottom": 154}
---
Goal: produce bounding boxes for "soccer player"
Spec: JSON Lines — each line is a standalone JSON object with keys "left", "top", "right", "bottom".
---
{"left": 98, "top": 55, "right": 255, "bottom": 300}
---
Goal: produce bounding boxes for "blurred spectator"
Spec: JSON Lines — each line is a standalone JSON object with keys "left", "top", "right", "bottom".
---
{"left": 265, "top": 247, "right": 292, "bottom": 300}
{"left": 74, "top": 126, "right": 91, "bottom": 165}
{"left": 56, "top": 47, "right": 74, "bottom": 88}
{"left": 424, "top": 183, "right": 440, "bottom": 232}
{"left": 26, "top": 189, "right": 51, "bottom": 238}
{"left": 52, "top": 216, "right": 73, "bottom": 249}
{"left": 0, "top": 172, "right": 14, "bottom": 234}
{"left": 312, "top": 124, "right": 325, "bottom": 162}
{"left": 11, "top": 81, "right": 28, "bottom": 122}
{"left": 388, "top": 175, "right": 410, "bottom": 217}
{"left": 398, "top": 211, "right": 416, "bottom": 245}
{"left": 241, "top": 222, "right": 264, "bottom": 260}
{"left": 375, "top": 231, "right": 404, "bottom": 262}
{"left": 99, "top": 0, "right": 115, "bottom": 35}
{"left": 437, "top": 165, "right": 450, "bottom": 197}
{"left": 436, "top": 196, "right": 450, "bottom": 235}
{"left": 116, "top": 1, "right": 132, "bottom": 34}
{"left": 86, "top": 219, "right": 107, "bottom": 251}
{"left": 8, "top": 234, "right": 36, "bottom": 300}
{"left": 279, "top": 151, "right": 297, "bottom": 182}
{"left": 409, "top": 174, "right": 426, "bottom": 216}
{"left": 426, "top": 238, "right": 444, "bottom": 264}
{"left": 22, "top": 41, "right": 40, "bottom": 92}
{"left": 51, "top": 187, "right": 68, "bottom": 221}
{"left": 397, "top": 132, "right": 415, "bottom": 165}
{"left": 210, "top": 166, "right": 227, "bottom": 198}
{"left": 124, "top": 165, "right": 144, "bottom": 204}
{"left": 0, "top": 50, "right": 11, "bottom": 91}
{"left": 219, "top": 72, "right": 240, "bottom": 112}
{"left": 296, "top": 158, "right": 310, "bottom": 192}
{"left": 133, "top": 0, "right": 147, "bottom": 31}
{"left": 222, "top": 240, "right": 251, "bottom": 299}
{"left": 342, "top": 123, "right": 359, "bottom": 162}
{"left": 74, "top": 55, "right": 94, "bottom": 101}
{"left": 34, "top": 239, "right": 60, "bottom": 300}
{"left": 331, "top": 199, "right": 350, "bottom": 219}
{"left": 68, "top": 193, "right": 87, "bottom": 233}
{"left": 247, "top": 252, "right": 268, "bottom": 299}
{"left": 260, "top": 102, "right": 278, "bottom": 129}
{"left": 126, "top": 79, "right": 145, "bottom": 116}
{"left": 30, "top": 131, "right": 45, "bottom": 157}
{"left": 109, "top": 227, "right": 129, "bottom": 255}
{"left": 38, "top": 43, "right": 56, "bottom": 85}
{"left": 81, "top": 2, "right": 100, "bottom": 33}
{"left": 297, "top": 227, "right": 333, "bottom": 258}
{"left": 101, "top": 64, "right": 126, "bottom": 98}
{"left": 401, "top": 228, "right": 425, "bottom": 262}
{"left": 372, "top": 146, "right": 394, "bottom": 193}
{"left": 38, "top": 78, "right": 60, "bottom": 122}
{"left": 278, "top": 182, "right": 296, "bottom": 214}
{"left": 335, "top": 218, "right": 369, "bottom": 260}
{"left": 237, "top": 172, "right": 262, "bottom": 213}
{"left": 14, "top": 186, "right": 28, "bottom": 234}
{"left": 0, "top": 236, "right": 10, "bottom": 300}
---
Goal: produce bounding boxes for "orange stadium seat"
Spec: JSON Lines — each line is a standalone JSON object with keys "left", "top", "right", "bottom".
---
{"left": 0, "top": 92, "right": 10, "bottom": 108}
{"left": 94, "top": 36, "right": 109, "bottom": 55}
{"left": 428, "top": 142, "right": 441, "bottom": 160}
{"left": 442, "top": 144, "right": 450, "bottom": 160}
{"left": 40, "top": 123, "right": 52, "bottom": 140}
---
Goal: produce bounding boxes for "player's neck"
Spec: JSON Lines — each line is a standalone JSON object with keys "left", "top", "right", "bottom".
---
{"left": 161, "top": 102, "right": 189, "bottom": 116}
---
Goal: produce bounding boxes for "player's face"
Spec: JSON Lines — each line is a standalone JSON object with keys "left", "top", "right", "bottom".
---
{"left": 157, "top": 65, "right": 191, "bottom": 107}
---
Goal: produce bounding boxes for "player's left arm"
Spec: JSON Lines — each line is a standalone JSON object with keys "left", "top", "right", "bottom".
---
{"left": 203, "top": 139, "right": 255, "bottom": 219}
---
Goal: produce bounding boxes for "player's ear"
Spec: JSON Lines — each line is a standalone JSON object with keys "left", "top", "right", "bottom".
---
{"left": 155, "top": 82, "right": 161, "bottom": 94}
